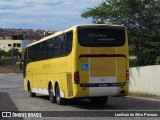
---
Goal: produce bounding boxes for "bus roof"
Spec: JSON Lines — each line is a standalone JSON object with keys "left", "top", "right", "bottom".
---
{"left": 26, "top": 24, "right": 123, "bottom": 48}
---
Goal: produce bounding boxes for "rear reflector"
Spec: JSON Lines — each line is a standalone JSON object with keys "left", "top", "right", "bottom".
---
{"left": 126, "top": 70, "right": 129, "bottom": 80}
{"left": 74, "top": 71, "right": 79, "bottom": 84}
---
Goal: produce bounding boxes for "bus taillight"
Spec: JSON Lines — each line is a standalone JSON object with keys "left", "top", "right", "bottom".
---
{"left": 126, "top": 70, "right": 129, "bottom": 81}
{"left": 74, "top": 71, "right": 79, "bottom": 84}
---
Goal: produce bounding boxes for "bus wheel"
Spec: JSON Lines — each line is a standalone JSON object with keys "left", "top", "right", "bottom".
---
{"left": 55, "top": 85, "right": 64, "bottom": 105}
{"left": 28, "top": 82, "right": 36, "bottom": 97}
{"left": 89, "top": 97, "right": 108, "bottom": 105}
{"left": 30, "top": 92, "right": 36, "bottom": 97}
{"left": 49, "top": 84, "right": 55, "bottom": 103}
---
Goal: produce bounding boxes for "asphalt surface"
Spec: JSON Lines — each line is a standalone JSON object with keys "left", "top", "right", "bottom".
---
{"left": 0, "top": 73, "right": 160, "bottom": 120}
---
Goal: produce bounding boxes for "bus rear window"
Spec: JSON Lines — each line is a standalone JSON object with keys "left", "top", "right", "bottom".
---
{"left": 78, "top": 26, "right": 125, "bottom": 47}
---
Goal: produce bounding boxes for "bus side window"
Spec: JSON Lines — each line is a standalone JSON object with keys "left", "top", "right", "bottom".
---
{"left": 47, "top": 39, "right": 54, "bottom": 58}
{"left": 28, "top": 47, "right": 32, "bottom": 62}
{"left": 66, "top": 31, "right": 73, "bottom": 50}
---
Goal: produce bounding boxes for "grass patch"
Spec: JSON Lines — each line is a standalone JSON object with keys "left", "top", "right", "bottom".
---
{"left": 129, "top": 93, "right": 157, "bottom": 98}
{"left": 139, "top": 93, "right": 157, "bottom": 97}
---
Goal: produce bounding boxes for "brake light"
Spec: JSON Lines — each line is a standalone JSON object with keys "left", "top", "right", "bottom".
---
{"left": 126, "top": 70, "right": 129, "bottom": 81}
{"left": 74, "top": 71, "right": 79, "bottom": 84}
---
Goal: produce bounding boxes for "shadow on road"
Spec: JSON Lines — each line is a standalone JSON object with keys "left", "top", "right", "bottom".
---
{"left": 69, "top": 99, "right": 121, "bottom": 110}
{"left": 36, "top": 95, "right": 160, "bottom": 110}
{"left": 0, "top": 92, "right": 23, "bottom": 120}
{"left": 0, "top": 92, "right": 20, "bottom": 111}
{"left": 36, "top": 95, "right": 120, "bottom": 110}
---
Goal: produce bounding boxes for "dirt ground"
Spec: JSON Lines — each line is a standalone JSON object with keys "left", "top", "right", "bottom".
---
{"left": 0, "top": 66, "right": 21, "bottom": 73}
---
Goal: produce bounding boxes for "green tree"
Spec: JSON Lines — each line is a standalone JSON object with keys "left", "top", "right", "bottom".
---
{"left": 81, "top": 0, "right": 160, "bottom": 66}
{"left": 0, "top": 49, "right": 5, "bottom": 58}
{"left": 6, "top": 48, "right": 20, "bottom": 58}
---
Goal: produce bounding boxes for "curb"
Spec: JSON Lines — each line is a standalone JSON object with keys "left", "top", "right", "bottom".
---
{"left": 128, "top": 96, "right": 160, "bottom": 101}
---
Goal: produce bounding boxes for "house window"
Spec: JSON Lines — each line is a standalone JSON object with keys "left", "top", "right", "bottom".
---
{"left": 13, "top": 43, "right": 21, "bottom": 47}
{"left": 17, "top": 43, "right": 21, "bottom": 47}
{"left": 13, "top": 43, "right": 16, "bottom": 47}
{"left": 8, "top": 44, "right": 12, "bottom": 47}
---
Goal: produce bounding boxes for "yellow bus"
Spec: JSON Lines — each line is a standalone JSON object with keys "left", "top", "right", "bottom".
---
{"left": 22, "top": 24, "right": 129, "bottom": 105}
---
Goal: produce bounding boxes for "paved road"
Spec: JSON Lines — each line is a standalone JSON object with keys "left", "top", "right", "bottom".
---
{"left": 0, "top": 73, "right": 160, "bottom": 120}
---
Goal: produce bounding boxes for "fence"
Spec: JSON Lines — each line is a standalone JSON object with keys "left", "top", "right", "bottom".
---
{"left": 129, "top": 65, "right": 160, "bottom": 96}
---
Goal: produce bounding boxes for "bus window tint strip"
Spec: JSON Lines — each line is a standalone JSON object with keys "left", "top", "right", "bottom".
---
{"left": 78, "top": 26, "right": 125, "bottom": 47}
{"left": 26, "top": 31, "right": 73, "bottom": 62}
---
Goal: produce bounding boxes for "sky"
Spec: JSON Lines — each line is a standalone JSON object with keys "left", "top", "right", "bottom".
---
{"left": 0, "top": 0, "right": 102, "bottom": 31}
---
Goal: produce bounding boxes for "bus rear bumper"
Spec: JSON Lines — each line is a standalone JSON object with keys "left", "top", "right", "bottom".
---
{"left": 74, "top": 83, "right": 129, "bottom": 98}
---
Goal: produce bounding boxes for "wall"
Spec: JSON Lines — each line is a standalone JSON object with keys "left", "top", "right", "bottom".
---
{"left": 129, "top": 65, "right": 160, "bottom": 95}
{"left": 0, "top": 40, "right": 22, "bottom": 52}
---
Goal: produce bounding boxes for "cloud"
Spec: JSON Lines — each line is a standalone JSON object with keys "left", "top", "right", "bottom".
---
{"left": 14, "top": 0, "right": 63, "bottom": 7}
{"left": 0, "top": 1, "right": 32, "bottom": 10}
{"left": 0, "top": 0, "right": 101, "bottom": 30}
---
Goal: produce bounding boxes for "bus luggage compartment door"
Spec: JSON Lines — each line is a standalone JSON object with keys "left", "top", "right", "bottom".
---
{"left": 78, "top": 56, "right": 127, "bottom": 96}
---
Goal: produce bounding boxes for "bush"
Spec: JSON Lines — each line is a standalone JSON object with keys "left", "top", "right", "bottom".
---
{"left": 0, "top": 59, "right": 17, "bottom": 66}
{"left": 129, "top": 59, "right": 137, "bottom": 67}
{"left": 0, "top": 49, "right": 5, "bottom": 58}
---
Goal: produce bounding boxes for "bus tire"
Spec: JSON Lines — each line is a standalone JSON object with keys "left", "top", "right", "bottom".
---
{"left": 30, "top": 92, "right": 36, "bottom": 97}
{"left": 49, "top": 84, "right": 56, "bottom": 103}
{"left": 28, "top": 82, "right": 36, "bottom": 97}
{"left": 89, "top": 97, "right": 108, "bottom": 105}
{"left": 55, "top": 85, "right": 65, "bottom": 105}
